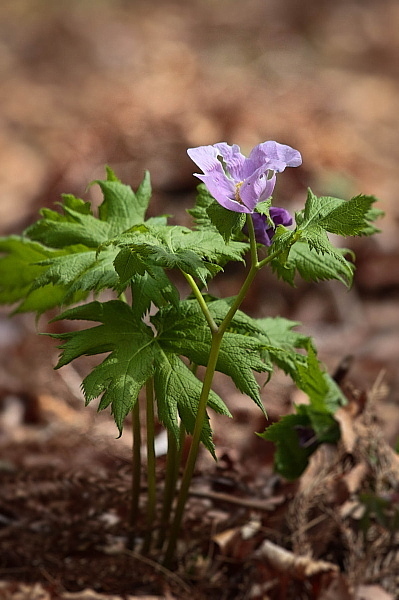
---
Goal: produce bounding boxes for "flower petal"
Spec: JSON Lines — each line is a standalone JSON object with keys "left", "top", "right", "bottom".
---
{"left": 269, "top": 206, "right": 293, "bottom": 227}
{"left": 194, "top": 174, "right": 251, "bottom": 212}
{"left": 187, "top": 145, "right": 222, "bottom": 175}
{"left": 248, "top": 141, "right": 302, "bottom": 173}
{"left": 187, "top": 146, "right": 251, "bottom": 212}
{"left": 251, "top": 207, "right": 293, "bottom": 245}
{"left": 213, "top": 142, "right": 246, "bottom": 182}
{"left": 239, "top": 170, "right": 276, "bottom": 210}
{"left": 251, "top": 213, "right": 274, "bottom": 246}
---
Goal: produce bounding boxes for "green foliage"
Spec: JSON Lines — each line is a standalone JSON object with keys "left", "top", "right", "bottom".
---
{"left": 261, "top": 408, "right": 340, "bottom": 479}
{"left": 251, "top": 315, "right": 345, "bottom": 479}
{"left": 0, "top": 152, "right": 385, "bottom": 565}
{"left": 188, "top": 184, "right": 247, "bottom": 242}
{"left": 152, "top": 299, "right": 271, "bottom": 412}
{"left": 0, "top": 168, "right": 154, "bottom": 313}
{"left": 271, "top": 189, "right": 383, "bottom": 287}
{"left": 154, "top": 351, "right": 231, "bottom": 457}
{"left": 0, "top": 166, "right": 383, "bottom": 468}
{"left": 50, "top": 298, "right": 231, "bottom": 450}
{"left": 50, "top": 300, "right": 155, "bottom": 433}
{"left": 258, "top": 341, "right": 344, "bottom": 479}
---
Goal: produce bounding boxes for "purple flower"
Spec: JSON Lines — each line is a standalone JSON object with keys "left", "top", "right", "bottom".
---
{"left": 251, "top": 208, "right": 293, "bottom": 246}
{"left": 187, "top": 141, "right": 301, "bottom": 245}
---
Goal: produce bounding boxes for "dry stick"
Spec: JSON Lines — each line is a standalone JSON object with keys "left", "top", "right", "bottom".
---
{"left": 188, "top": 488, "right": 285, "bottom": 512}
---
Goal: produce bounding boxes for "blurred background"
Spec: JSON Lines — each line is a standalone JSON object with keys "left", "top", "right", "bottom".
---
{"left": 1, "top": 1, "right": 399, "bottom": 595}
{"left": 1, "top": 0, "right": 399, "bottom": 418}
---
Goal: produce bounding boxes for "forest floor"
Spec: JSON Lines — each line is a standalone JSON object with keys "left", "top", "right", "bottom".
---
{"left": 1, "top": 1, "right": 399, "bottom": 598}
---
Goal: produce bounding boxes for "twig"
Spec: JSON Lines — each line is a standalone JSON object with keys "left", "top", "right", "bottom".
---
{"left": 188, "top": 488, "right": 285, "bottom": 511}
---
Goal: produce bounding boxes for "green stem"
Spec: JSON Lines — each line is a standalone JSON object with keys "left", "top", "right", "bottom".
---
{"left": 124, "top": 286, "right": 142, "bottom": 550}
{"left": 247, "top": 212, "right": 259, "bottom": 267}
{"left": 128, "top": 401, "right": 141, "bottom": 549}
{"left": 163, "top": 218, "right": 286, "bottom": 565}
{"left": 157, "top": 427, "right": 181, "bottom": 549}
{"left": 142, "top": 378, "right": 157, "bottom": 555}
{"left": 181, "top": 271, "right": 218, "bottom": 333}
{"left": 163, "top": 329, "right": 223, "bottom": 567}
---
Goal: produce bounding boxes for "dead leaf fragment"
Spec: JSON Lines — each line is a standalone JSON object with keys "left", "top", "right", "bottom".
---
{"left": 255, "top": 539, "right": 338, "bottom": 580}
{"left": 355, "top": 584, "right": 394, "bottom": 600}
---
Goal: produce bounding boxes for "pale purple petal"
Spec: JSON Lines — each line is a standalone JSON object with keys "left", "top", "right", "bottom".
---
{"left": 187, "top": 145, "right": 223, "bottom": 175}
{"left": 194, "top": 174, "right": 251, "bottom": 213}
{"left": 187, "top": 141, "right": 301, "bottom": 216}
{"left": 213, "top": 142, "right": 246, "bottom": 182}
{"left": 239, "top": 170, "right": 276, "bottom": 210}
{"left": 248, "top": 141, "right": 302, "bottom": 173}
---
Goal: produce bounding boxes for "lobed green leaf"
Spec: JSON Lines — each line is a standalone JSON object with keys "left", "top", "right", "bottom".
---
{"left": 50, "top": 300, "right": 155, "bottom": 433}
{"left": 154, "top": 350, "right": 231, "bottom": 457}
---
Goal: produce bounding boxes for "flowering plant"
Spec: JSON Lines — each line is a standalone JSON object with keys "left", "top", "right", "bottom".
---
{"left": 0, "top": 141, "right": 382, "bottom": 565}
{"left": 188, "top": 141, "right": 299, "bottom": 245}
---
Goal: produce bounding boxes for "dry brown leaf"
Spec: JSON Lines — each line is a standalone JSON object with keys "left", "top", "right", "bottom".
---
{"left": 255, "top": 539, "right": 338, "bottom": 580}
{"left": 317, "top": 572, "right": 353, "bottom": 600}
{"left": 0, "top": 582, "right": 51, "bottom": 600}
{"left": 61, "top": 590, "right": 124, "bottom": 600}
{"left": 61, "top": 590, "right": 170, "bottom": 600}
{"left": 335, "top": 405, "right": 358, "bottom": 454}
{"left": 213, "top": 519, "right": 261, "bottom": 558}
{"left": 342, "top": 461, "right": 369, "bottom": 495}
{"left": 355, "top": 584, "right": 395, "bottom": 600}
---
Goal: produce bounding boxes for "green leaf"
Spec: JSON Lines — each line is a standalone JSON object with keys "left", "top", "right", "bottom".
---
{"left": 114, "top": 224, "right": 247, "bottom": 285}
{"left": 95, "top": 170, "right": 151, "bottom": 234}
{"left": 49, "top": 299, "right": 229, "bottom": 447}
{"left": 130, "top": 269, "right": 180, "bottom": 318}
{"left": 0, "top": 236, "right": 81, "bottom": 313}
{"left": 50, "top": 300, "right": 155, "bottom": 433}
{"left": 15, "top": 285, "right": 86, "bottom": 314}
{"left": 298, "top": 405, "right": 341, "bottom": 444}
{"left": 305, "top": 190, "right": 382, "bottom": 236}
{"left": 272, "top": 241, "right": 354, "bottom": 287}
{"left": 153, "top": 299, "right": 271, "bottom": 412}
{"left": 113, "top": 246, "right": 148, "bottom": 281}
{"left": 154, "top": 350, "right": 231, "bottom": 457}
{"left": 297, "top": 188, "right": 382, "bottom": 249}
{"left": 188, "top": 184, "right": 248, "bottom": 243}
{"left": 206, "top": 202, "right": 246, "bottom": 242}
{"left": 222, "top": 311, "right": 344, "bottom": 412}
{"left": 252, "top": 316, "right": 310, "bottom": 379}
{"left": 25, "top": 202, "right": 111, "bottom": 248}
{"left": 260, "top": 408, "right": 340, "bottom": 479}
{"left": 295, "top": 345, "right": 345, "bottom": 412}
{"left": 270, "top": 189, "right": 382, "bottom": 287}
{"left": 32, "top": 246, "right": 120, "bottom": 300}
{"left": 0, "top": 171, "right": 157, "bottom": 314}
{"left": 260, "top": 414, "right": 316, "bottom": 479}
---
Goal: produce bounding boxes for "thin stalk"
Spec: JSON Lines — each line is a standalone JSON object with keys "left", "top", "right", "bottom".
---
{"left": 128, "top": 401, "right": 141, "bottom": 549}
{"left": 142, "top": 377, "right": 157, "bottom": 555}
{"left": 124, "top": 286, "right": 142, "bottom": 550}
{"left": 163, "top": 218, "right": 287, "bottom": 565}
{"left": 181, "top": 271, "right": 218, "bottom": 333}
{"left": 163, "top": 329, "right": 223, "bottom": 567}
{"left": 157, "top": 428, "right": 180, "bottom": 549}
